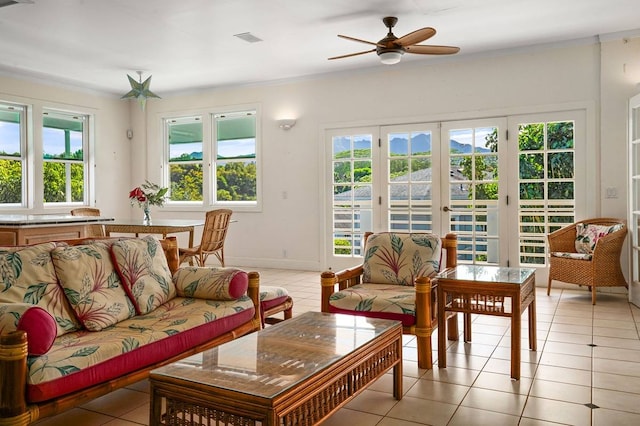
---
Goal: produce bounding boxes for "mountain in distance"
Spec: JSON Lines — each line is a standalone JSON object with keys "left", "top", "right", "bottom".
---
{"left": 389, "top": 133, "right": 490, "bottom": 154}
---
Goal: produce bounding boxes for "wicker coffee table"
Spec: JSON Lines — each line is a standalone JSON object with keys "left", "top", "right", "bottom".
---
{"left": 149, "top": 312, "right": 403, "bottom": 426}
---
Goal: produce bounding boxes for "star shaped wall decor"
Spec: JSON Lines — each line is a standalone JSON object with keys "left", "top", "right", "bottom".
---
{"left": 121, "top": 71, "right": 161, "bottom": 110}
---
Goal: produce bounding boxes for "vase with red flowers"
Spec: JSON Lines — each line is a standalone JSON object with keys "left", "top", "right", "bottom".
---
{"left": 129, "top": 180, "right": 168, "bottom": 225}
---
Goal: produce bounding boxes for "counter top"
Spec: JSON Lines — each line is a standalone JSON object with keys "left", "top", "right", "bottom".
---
{"left": 0, "top": 214, "right": 115, "bottom": 226}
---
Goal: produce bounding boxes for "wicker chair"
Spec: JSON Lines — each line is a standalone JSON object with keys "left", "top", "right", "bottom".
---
{"left": 70, "top": 207, "right": 105, "bottom": 237}
{"left": 547, "top": 218, "right": 628, "bottom": 304}
{"left": 179, "top": 209, "right": 232, "bottom": 267}
{"left": 321, "top": 232, "right": 459, "bottom": 370}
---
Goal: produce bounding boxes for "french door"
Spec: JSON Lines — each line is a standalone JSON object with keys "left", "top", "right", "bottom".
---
{"left": 628, "top": 93, "right": 640, "bottom": 307}
{"left": 325, "top": 111, "right": 586, "bottom": 281}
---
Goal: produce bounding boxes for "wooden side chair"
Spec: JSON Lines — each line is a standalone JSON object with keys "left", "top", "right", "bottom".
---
{"left": 179, "top": 209, "right": 232, "bottom": 266}
{"left": 321, "top": 231, "right": 459, "bottom": 370}
{"left": 70, "top": 207, "right": 105, "bottom": 237}
{"left": 547, "top": 217, "right": 628, "bottom": 304}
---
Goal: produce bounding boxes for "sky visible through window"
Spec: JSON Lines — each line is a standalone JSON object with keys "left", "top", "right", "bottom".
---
{"left": 169, "top": 138, "right": 255, "bottom": 159}
{"left": 0, "top": 122, "right": 83, "bottom": 155}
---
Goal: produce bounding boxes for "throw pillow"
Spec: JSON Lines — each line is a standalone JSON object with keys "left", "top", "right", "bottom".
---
{"left": 173, "top": 267, "right": 248, "bottom": 300}
{"left": 52, "top": 242, "right": 135, "bottom": 331}
{"left": 575, "top": 223, "right": 623, "bottom": 254}
{"left": 111, "top": 236, "right": 176, "bottom": 315}
{"left": 0, "top": 242, "right": 81, "bottom": 336}
{"left": 0, "top": 303, "right": 58, "bottom": 355}
{"left": 362, "top": 233, "right": 441, "bottom": 286}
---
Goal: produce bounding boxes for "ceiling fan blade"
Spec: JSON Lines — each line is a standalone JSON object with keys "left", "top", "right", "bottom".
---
{"left": 328, "top": 49, "right": 376, "bottom": 60}
{"left": 395, "top": 27, "right": 436, "bottom": 47}
{"left": 338, "top": 34, "right": 384, "bottom": 47}
{"left": 405, "top": 45, "right": 460, "bottom": 55}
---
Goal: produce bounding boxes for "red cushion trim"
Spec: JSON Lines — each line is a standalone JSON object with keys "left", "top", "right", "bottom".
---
{"left": 260, "top": 295, "right": 289, "bottom": 312}
{"left": 328, "top": 306, "right": 415, "bottom": 327}
{"left": 18, "top": 307, "right": 57, "bottom": 356}
{"left": 26, "top": 307, "right": 255, "bottom": 403}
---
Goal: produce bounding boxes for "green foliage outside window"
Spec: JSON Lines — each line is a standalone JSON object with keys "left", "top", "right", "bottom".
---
{"left": 0, "top": 159, "right": 22, "bottom": 203}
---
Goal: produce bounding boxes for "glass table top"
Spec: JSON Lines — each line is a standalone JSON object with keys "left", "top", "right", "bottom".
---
{"left": 437, "top": 264, "right": 535, "bottom": 285}
{"left": 151, "top": 312, "right": 401, "bottom": 399}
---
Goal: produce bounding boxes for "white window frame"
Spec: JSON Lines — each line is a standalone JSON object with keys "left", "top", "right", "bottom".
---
{"left": 162, "top": 105, "right": 261, "bottom": 212}
{"left": 42, "top": 109, "right": 91, "bottom": 205}
{"left": 0, "top": 102, "right": 27, "bottom": 207}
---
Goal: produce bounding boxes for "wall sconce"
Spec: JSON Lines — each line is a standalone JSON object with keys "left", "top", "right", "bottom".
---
{"left": 277, "top": 119, "right": 297, "bottom": 130}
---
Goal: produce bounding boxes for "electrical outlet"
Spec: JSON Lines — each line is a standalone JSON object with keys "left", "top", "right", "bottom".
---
{"left": 605, "top": 187, "right": 618, "bottom": 199}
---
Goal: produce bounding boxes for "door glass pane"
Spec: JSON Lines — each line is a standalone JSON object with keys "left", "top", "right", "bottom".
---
{"left": 388, "top": 131, "right": 433, "bottom": 231}
{"left": 332, "top": 134, "right": 372, "bottom": 256}
{"left": 518, "top": 121, "right": 575, "bottom": 266}
{"left": 449, "top": 126, "right": 499, "bottom": 264}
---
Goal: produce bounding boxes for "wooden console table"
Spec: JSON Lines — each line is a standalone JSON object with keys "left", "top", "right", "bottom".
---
{"left": 436, "top": 265, "right": 537, "bottom": 380}
{"left": 149, "top": 312, "right": 402, "bottom": 426}
{"left": 0, "top": 214, "right": 114, "bottom": 245}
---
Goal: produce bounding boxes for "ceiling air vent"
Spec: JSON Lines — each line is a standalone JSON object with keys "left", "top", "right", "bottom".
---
{"left": 234, "top": 32, "right": 263, "bottom": 43}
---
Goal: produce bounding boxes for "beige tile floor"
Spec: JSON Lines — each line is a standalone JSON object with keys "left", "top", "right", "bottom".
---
{"left": 33, "top": 268, "right": 640, "bottom": 426}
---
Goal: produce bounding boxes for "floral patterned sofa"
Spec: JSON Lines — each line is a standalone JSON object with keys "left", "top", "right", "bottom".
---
{"left": 0, "top": 235, "right": 261, "bottom": 425}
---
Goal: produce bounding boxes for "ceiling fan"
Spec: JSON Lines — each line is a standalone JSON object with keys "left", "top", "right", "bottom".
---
{"left": 329, "top": 16, "right": 459, "bottom": 65}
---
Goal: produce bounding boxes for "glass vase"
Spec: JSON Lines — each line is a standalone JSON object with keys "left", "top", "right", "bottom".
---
{"left": 143, "top": 202, "right": 152, "bottom": 225}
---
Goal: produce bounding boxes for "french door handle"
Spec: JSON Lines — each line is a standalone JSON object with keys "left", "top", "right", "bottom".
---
{"left": 442, "top": 206, "right": 459, "bottom": 212}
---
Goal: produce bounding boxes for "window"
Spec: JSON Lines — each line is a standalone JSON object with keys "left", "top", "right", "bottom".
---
{"left": 165, "top": 109, "right": 259, "bottom": 208}
{"left": 0, "top": 103, "right": 25, "bottom": 205}
{"left": 42, "top": 110, "right": 88, "bottom": 204}
{"left": 214, "top": 112, "right": 257, "bottom": 203}
{"left": 167, "top": 116, "right": 203, "bottom": 201}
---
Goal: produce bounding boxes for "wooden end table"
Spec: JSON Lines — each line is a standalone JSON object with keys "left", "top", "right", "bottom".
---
{"left": 436, "top": 265, "right": 536, "bottom": 380}
{"left": 149, "top": 311, "right": 403, "bottom": 425}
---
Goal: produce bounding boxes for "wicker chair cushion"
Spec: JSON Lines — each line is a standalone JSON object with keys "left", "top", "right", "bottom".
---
{"left": 575, "top": 223, "right": 623, "bottom": 254}
{"left": 52, "top": 242, "right": 136, "bottom": 331}
{"left": 551, "top": 252, "right": 592, "bottom": 261}
{"left": 362, "top": 232, "right": 441, "bottom": 286}
{"left": 329, "top": 283, "right": 416, "bottom": 316}
{"left": 111, "top": 236, "right": 176, "bottom": 315}
{"left": 173, "top": 267, "right": 248, "bottom": 300}
{"left": 260, "top": 285, "right": 289, "bottom": 302}
{"left": 0, "top": 242, "right": 81, "bottom": 337}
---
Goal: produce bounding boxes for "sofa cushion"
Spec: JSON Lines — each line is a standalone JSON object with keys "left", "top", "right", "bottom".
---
{"left": 52, "top": 242, "right": 136, "bottom": 331}
{"left": 0, "top": 242, "right": 81, "bottom": 336}
{"left": 362, "top": 233, "right": 441, "bottom": 286}
{"left": 173, "top": 267, "right": 248, "bottom": 300}
{"left": 111, "top": 236, "right": 176, "bottom": 315}
{"left": 575, "top": 223, "right": 623, "bottom": 254}
{"left": 328, "top": 283, "right": 416, "bottom": 327}
{"left": 26, "top": 295, "right": 255, "bottom": 403}
{"left": 0, "top": 303, "right": 57, "bottom": 355}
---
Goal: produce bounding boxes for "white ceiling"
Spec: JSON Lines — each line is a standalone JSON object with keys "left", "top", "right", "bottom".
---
{"left": 1, "top": 0, "right": 639, "bottom": 97}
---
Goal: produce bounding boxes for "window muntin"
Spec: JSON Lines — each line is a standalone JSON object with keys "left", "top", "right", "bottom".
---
{"left": 0, "top": 104, "right": 25, "bottom": 205}
{"left": 42, "top": 111, "right": 87, "bottom": 203}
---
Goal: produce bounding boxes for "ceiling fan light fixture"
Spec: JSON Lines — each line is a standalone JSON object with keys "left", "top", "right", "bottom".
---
{"left": 379, "top": 50, "right": 403, "bottom": 65}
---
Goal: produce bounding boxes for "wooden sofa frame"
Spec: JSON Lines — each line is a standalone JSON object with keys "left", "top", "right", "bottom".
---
{"left": 0, "top": 236, "right": 262, "bottom": 426}
{"left": 321, "top": 232, "right": 459, "bottom": 370}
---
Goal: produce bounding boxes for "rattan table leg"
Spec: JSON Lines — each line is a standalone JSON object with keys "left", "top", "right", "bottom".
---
{"left": 437, "top": 285, "right": 447, "bottom": 369}
{"left": 511, "top": 292, "right": 521, "bottom": 380}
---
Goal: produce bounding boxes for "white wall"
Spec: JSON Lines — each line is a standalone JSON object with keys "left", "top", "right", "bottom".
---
{"left": 142, "top": 42, "right": 605, "bottom": 271}
{"left": 2, "top": 36, "right": 638, "bottom": 274}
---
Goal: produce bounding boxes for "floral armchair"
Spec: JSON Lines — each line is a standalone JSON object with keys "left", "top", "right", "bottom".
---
{"left": 321, "top": 232, "right": 458, "bottom": 369}
{"left": 547, "top": 218, "right": 628, "bottom": 304}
